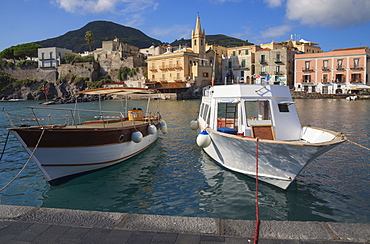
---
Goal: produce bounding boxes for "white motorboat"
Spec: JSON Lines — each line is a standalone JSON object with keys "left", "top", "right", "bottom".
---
{"left": 3, "top": 87, "right": 167, "bottom": 185}
{"left": 191, "top": 84, "right": 346, "bottom": 190}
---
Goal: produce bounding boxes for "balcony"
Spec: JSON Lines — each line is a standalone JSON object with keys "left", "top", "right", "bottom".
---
{"left": 321, "top": 79, "right": 330, "bottom": 84}
{"left": 302, "top": 67, "right": 314, "bottom": 72}
{"left": 260, "top": 72, "right": 267, "bottom": 75}
{"left": 274, "top": 71, "right": 283, "bottom": 75}
{"left": 274, "top": 59, "right": 283, "bottom": 64}
{"left": 336, "top": 67, "right": 345, "bottom": 71}
{"left": 321, "top": 67, "right": 330, "bottom": 71}
{"left": 149, "top": 68, "right": 158, "bottom": 72}
{"left": 259, "top": 60, "right": 267, "bottom": 65}
{"left": 350, "top": 80, "right": 364, "bottom": 84}
{"left": 350, "top": 66, "right": 364, "bottom": 70}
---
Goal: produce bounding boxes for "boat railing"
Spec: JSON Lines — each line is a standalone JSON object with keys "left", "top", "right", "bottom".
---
{"left": 202, "top": 85, "right": 212, "bottom": 97}
{"left": 3, "top": 106, "right": 159, "bottom": 129}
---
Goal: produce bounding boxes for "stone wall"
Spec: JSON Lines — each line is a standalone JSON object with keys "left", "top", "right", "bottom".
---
{"left": 0, "top": 66, "right": 58, "bottom": 82}
{"left": 57, "top": 62, "right": 99, "bottom": 82}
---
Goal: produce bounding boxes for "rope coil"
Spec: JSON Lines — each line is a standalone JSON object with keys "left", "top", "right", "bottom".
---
{"left": 0, "top": 129, "right": 45, "bottom": 191}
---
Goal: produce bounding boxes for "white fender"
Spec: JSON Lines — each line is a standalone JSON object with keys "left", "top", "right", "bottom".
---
{"left": 148, "top": 124, "right": 157, "bottom": 135}
{"left": 131, "top": 131, "right": 143, "bottom": 143}
{"left": 190, "top": 119, "right": 199, "bottom": 130}
{"left": 160, "top": 120, "right": 168, "bottom": 134}
{"left": 196, "top": 131, "right": 211, "bottom": 148}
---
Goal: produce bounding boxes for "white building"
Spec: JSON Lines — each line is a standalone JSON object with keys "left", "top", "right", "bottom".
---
{"left": 38, "top": 47, "right": 72, "bottom": 69}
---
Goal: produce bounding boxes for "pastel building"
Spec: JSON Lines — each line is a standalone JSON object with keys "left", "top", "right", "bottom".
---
{"left": 222, "top": 45, "right": 258, "bottom": 84}
{"left": 146, "top": 15, "right": 216, "bottom": 89}
{"left": 38, "top": 47, "right": 72, "bottom": 69}
{"left": 254, "top": 47, "right": 296, "bottom": 87}
{"left": 294, "top": 47, "right": 370, "bottom": 94}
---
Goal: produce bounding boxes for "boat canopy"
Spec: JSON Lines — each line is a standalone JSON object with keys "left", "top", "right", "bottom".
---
{"left": 77, "top": 87, "right": 157, "bottom": 95}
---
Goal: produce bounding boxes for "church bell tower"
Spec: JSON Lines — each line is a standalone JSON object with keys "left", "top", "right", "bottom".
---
{"left": 191, "top": 15, "right": 206, "bottom": 54}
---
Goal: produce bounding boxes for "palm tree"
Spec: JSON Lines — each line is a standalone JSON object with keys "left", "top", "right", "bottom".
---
{"left": 85, "top": 31, "right": 93, "bottom": 51}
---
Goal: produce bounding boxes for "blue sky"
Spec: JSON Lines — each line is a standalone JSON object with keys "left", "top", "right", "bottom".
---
{"left": 1, "top": 0, "right": 370, "bottom": 52}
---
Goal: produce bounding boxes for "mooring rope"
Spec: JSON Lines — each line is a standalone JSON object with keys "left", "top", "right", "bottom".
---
{"left": 254, "top": 138, "right": 260, "bottom": 244}
{"left": 347, "top": 139, "right": 370, "bottom": 151}
{"left": 0, "top": 129, "right": 45, "bottom": 191}
{"left": 0, "top": 131, "right": 10, "bottom": 163}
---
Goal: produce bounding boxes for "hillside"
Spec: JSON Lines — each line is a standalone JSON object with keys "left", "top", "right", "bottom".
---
{"left": 35, "top": 21, "right": 163, "bottom": 53}
{"left": 171, "top": 34, "right": 253, "bottom": 47}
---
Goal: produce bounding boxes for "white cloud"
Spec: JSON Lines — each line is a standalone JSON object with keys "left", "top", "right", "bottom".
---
{"left": 285, "top": 0, "right": 370, "bottom": 28}
{"left": 54, "top": 0, "right": 158, "bottom": 26}
{"left": 258, "top": 24, "right": 292, "bottom": 40}
{"left": 54, "top": 0, "right": 157, "bottom": 16}
{"left": 263, "top": 0, "right": 284, "bottom": 8}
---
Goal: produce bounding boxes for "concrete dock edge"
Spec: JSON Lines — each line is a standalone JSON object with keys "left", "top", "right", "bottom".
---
{"left": 0, "top": 204, "right": 369, "bottom": 243}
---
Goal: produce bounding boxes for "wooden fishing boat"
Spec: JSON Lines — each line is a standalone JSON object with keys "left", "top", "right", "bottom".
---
{"left": 191, "top": 84, "right": 346, "bottom": 190}
{"left": 3, "top": 87, "right": 167, "bottom": 185}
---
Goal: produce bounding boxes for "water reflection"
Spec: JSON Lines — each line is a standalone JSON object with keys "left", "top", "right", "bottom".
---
{"left": 0, "top": 99, "right": 369, "bottom": 223}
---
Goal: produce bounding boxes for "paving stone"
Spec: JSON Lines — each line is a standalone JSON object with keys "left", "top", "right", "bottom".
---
{"left": 126, "top": 231, "right": 154, "bottom": 243}
{"left": 56, "top": 226, "right": 91, "bottom": 242}
{"left": 13, "top": 223, "right": 51, "bottom": 242}
{"left": 175, "top": 233, "right": 201, "bottom": 244}
{"left": 103, "top": 229, "right": 133, "bottom": 244}
{"left": 32, "top": 224, "right": 71, "bottom": 244}
{"left": 78, "top": 227, "right": 112, "bottom": 244}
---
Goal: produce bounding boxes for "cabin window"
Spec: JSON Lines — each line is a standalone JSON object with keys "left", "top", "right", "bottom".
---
{"left": 217, "top": 102, "right": 238, "bottom": 130}
{"left": 244, "top": 101, "right": 271, "bottom": 127}
{"left": 202, "top": 104, "right": 209, "bottom": 121}
{"left": 278, "top": 104, "right": 289, "bottom": 112}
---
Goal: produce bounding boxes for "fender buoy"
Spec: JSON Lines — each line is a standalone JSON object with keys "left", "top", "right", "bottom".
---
{"left": 160, "top": 120, "right": 168, "bottom": 134}
{"left": 148, "top": 124, "right": 157, "bottom": 135}
{"left": 190, "top": 119, "right": 199, "bottom": 130}
{"left": 131, "top": 131, "right": 143, "bottom": 143}
{"left": 196, "top": 131, "right": 211, "bottom": 148}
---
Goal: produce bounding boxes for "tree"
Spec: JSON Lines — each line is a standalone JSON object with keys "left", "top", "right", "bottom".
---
{"left": 0, "top": 43, "right": 41, "bottom": 61}
{"left": 85, "top": 31, "right": 93, "bottom": 51}
{"left": 14, "top": 43, "right": 42, "bottom": 60}
{"left": 0, "top": 46, "right": 15, "bottom": 60}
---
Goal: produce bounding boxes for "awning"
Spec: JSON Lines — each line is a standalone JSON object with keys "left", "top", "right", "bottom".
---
{"left": 348, "top": 85, "right": 370, "bottom": 90}
{"left": 77, "top": 87, "right": 156, "bottom": 95}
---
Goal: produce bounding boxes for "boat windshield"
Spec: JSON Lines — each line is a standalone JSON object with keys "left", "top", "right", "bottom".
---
{"left": 244, "top": 100, "right": 272, "bottom": 126}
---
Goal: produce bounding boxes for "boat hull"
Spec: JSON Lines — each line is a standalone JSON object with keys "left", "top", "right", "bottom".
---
{"left": 10, "top": 125, "right": 159, "bottom": 185}
{"left": 202, "top": 128, "right": 343, "bottom": 190}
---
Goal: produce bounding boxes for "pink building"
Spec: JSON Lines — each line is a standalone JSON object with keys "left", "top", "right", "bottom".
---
{"left": 294, "top": 47, "right": 370, "bottom": 94}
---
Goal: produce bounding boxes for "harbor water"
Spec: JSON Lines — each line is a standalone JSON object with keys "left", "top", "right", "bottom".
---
{"left": 0, "top": 98, "right": 369, "bottom": 223}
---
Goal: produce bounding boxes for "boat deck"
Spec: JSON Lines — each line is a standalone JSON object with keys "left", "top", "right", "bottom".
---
{"left": 55, "top": 120, "right": 151, "bottom": 129}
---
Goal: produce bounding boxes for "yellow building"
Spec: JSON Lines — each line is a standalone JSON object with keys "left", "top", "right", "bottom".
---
{"left": 147, "top": 16, "right": 216, "bottom": 88}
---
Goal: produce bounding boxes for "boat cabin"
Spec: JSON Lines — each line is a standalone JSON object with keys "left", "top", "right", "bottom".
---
{"left": 199, "top": 84, "right": 302, "bottom": 141}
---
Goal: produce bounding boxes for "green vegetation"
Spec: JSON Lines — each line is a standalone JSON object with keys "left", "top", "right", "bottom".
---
{"left": 35, "top": 21, "right": 163, "bottom": 53}
{"left": 15, "top": 60, "right": 37, "bottom": 67}
{"left": 171, "top": 35, "right": 253, "bottom": 47}
{"left": 85, "top": 31, "right": 93, "bottom": 51}
{"left": 117, "top": 66, "right": 140, "bottom": 81}
{"left": 0, "top": 43, "right": 42, "bottom": 60}
{"left": 62, "top": 53, "right": 94, "bottom": 64}
{"left": 0, "top": 71, "right": 16, "bottom": 91}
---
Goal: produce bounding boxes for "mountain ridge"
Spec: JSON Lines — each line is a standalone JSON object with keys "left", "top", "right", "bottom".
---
{"left": 35, "top": 21, "right": 253, "bottom": 53}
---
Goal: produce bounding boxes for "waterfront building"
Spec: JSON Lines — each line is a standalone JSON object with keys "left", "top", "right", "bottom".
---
{"left": 221, "top": 45, "right": 258, "bottom": 84}
{"left": 261, "top": 39, "right": 322, "bottom": 54}
{"left": 294, "top": 47, "right": 370, "bottom": 94}
{"left": 254, "top": 47, "right": 297, "bottom": 87}
{"left": 146, "top": 15, "right": 216, "bottom": 89}
{"left": 38, "top": 47, "right": 72, "bottom": 69}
